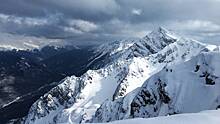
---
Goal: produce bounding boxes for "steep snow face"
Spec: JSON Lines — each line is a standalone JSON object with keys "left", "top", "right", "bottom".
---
{"left": 24, "top": 28, "right": 207, "bottom": 124}
{"left": 100, "top": 109, "right": 220, "bottom": 124}
{"left": 92, "top": 51, "right": 220, "bottom": 122}
{"left": 113, "top": 38, "right": 205, "bottom": 100}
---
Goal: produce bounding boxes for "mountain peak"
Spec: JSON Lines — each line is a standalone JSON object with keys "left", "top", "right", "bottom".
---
{"left": 143, "top": 26, "right": 178, "bottom": 43}
{"left": 148, "top": 26, "right": 170, "bottom": 37}
{"left": 158, "top": 26, "right": 169, "bottom": 33}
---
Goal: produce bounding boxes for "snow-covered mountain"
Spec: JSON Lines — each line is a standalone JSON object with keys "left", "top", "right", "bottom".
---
{"left": 87, "top": 27, "right": 178, "bottom": 69}
{"left": 92, "top": 51, "right": 220, "bottom": 122}
{"left": 22, "top": 27, "right": 220, "bottom": 124}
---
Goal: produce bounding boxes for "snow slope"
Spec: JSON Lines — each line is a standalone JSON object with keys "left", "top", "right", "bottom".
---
{"left": 100, "top": 109, "right": 220, "bottom": 124}
{"left": 23, "top": 27, "right": 217, "bottom": 124}
{"left": 92, "top": 51, "right": 220, "bottom": 122}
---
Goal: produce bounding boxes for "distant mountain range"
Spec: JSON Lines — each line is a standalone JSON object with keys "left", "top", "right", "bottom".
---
{"left": 0, "top": 45, "right": 96, "bottom": 123}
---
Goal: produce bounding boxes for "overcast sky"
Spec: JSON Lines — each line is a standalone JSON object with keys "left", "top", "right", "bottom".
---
{"left": 0, "top": 0, "right": 220, "bottom": 46}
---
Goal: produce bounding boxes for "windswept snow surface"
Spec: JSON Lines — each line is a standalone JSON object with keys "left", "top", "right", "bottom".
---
{"left": 99, "top": 110, "right": 220, "bottom": 124}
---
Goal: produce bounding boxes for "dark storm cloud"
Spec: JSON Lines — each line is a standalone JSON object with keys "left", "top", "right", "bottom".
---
{"left": 0, "top": 0, "right": 220, "bottom": 45}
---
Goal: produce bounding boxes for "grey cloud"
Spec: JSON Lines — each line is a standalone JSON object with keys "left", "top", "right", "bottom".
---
{"left": 0, "top": 0, "right": 220, "bottom": 45}
{"left": 116, "top": 0, "right": 220, "bottom": 23}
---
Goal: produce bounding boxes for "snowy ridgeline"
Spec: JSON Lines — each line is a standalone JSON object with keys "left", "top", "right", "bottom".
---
{"left": 22, "top": 27, "right": 220, "bottom": 124}
{"left": 92, "top": 51, "right": 220, "bottom": 122}
{"left": 99, "top": 110, "right": 220, "bottom": 124}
